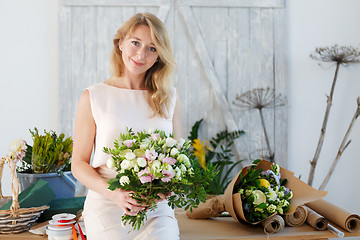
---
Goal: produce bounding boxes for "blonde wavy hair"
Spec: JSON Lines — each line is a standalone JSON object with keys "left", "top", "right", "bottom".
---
{"left": 110, "top": 12, "right": 176, "bottom": 118}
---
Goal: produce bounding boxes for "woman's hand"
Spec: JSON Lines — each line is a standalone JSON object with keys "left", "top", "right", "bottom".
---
{"left": 107, "top": 189, "right": 146, "bottom": 216}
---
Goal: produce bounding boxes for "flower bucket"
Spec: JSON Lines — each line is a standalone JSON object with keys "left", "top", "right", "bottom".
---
{"left": 223, "top": 159, "right": 328, "bottom": 224}
{"left": 16, "top": 171, "right": 77, "bottom": 199}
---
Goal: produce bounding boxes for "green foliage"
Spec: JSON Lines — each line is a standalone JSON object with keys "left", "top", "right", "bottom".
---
{"left": 189, "top": 119, "right": 245, "bottom": 194}
{"left": 18, "top": 128, "right": 73, "bottom": 173}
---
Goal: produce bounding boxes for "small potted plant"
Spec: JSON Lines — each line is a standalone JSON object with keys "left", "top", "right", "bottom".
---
{"left": 10, "top": 128, "right": 76, "bottom": 199}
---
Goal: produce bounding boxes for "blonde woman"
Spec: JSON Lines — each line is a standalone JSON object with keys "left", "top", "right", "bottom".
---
{"left": 71, "top": 13, "right": 182, "bottom": 239}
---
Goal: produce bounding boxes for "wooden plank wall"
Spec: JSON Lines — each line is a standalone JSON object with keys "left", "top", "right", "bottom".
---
{"left": 59, "top": 0, "right": 287, "bottom": 167}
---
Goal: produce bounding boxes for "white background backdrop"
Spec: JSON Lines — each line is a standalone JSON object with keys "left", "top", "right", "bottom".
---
{"left": 1, "top": 0, "right": 359, "bottom": 222}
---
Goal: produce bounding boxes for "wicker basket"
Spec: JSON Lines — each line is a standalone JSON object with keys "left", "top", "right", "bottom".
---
{"left": 0, "top": 157, "right": 49, "bottom": 234}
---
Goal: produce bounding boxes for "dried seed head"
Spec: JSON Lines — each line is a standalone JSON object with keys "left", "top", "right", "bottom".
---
{"left": 310, "top": 45, "right": 360, "bottom": 65}
{"left": 233, "top": 87, "right": 287, "bottom": 111}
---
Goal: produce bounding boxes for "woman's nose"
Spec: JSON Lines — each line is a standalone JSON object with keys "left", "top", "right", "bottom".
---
{"left": 137, "top": 47, "right": 146, "bottom": 59}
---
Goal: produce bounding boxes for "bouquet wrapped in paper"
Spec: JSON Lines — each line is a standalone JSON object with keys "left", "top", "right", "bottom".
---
{"left": 224, "top": 159, "right": 327, "bottom": 225}
{"left": 187, "top": 159, "right": 327, "bottom": 233}
{"left": 104, "top": 128, "right": 215, "bottom": 230}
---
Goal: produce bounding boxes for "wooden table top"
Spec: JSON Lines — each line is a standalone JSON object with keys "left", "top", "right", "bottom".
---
{"left": 1, "top": 209, "right": 359, "bottom": 240}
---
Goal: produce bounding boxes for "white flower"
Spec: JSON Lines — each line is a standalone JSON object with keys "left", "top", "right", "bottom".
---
{"left": 176, "top": 138, "right": 186, "bottom": 149}
{"left": 8, "top": 138, "right": 27, "bottom": 162}
{"left": 125, "top": 152, "right": 136, "bottom": 160}
{"left": 119, "top": 176, "right": 130, "bottom": 186}
{"left": 106, "top": 158, "right": 115, "bottom": 169}
{"left": 140, "top": 139, "right": 151, "bottom": 150}
{"left": 188, "top": 167, "right": 194, "bottom": 176}
{"left": 170, "top": 148, "right": 179, "bottom": 157}
{"left": 165, "top": 137, "right": 177, "bottom": 148}
{"left": 267, "top": 204, "right": 277, "bottom": 213}
{"left": 133, "top": 165, "right": 139, "bottom": 172}
{"left": 174, "top": 167, "right": 182, "bottom": 180}
{"left": 180, "top": 164, "right": 187, "bottom": 173}
{"left": 151, "top": 160, "right": 162, "bottom": 171}
{"left": 177, "top": 154, "right": 190, "bottom": 167}
{"left": 137, "top": 157, "right": 147, "bottom": 168}
{"left": 123, "top": 139, "right": 136, "bottom": 148}
{"left": 158, "top": 153, "right": 165, "bottom": 161}
{"left": 145, "top": 149, "right": 158, "bottom": 161}
{"left": 267, "top": 188, "right": 277, "bottom": 201}
{"left": 121, "top": 160, "right": 131, "bottom": 170}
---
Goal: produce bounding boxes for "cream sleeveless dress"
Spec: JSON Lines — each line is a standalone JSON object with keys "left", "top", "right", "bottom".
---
{"left": 82, "top": 82, "right": 180, "bottom": 240}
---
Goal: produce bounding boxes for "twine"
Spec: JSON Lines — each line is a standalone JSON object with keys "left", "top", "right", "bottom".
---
{"left": 261, "top": 215, "right": 285, "bottom": 234}
{"left": 284, "top": 205, "right": 308, "bottom": 227}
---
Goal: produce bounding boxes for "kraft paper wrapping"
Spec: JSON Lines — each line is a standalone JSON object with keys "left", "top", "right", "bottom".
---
{"left": 284, "top": 205, "right": 308, "bottom": 227}
{"left": 306, "top": 199, "right": 360, "bottom": 232}
{"left": 186, "top": 195, "right": 225, "bottom": 219}
{"left": 304, "top": 206, "right": 328, "bottom": 230}
{"left": 224, "top": 160, "right": 327, "bottom": 225}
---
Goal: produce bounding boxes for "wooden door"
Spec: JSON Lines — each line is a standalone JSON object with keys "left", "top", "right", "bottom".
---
{"left": 59, "top": 0, "right": 287, "bottom": 167}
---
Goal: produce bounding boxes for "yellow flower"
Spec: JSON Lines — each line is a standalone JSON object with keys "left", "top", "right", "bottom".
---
{"left": 192, "top": 139, "right": 212, "bottom": 170}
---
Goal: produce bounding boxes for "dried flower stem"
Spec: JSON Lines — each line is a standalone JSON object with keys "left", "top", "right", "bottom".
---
{"left": 308, "top": 62, "right": 341, "bottom": 186}
{"left": 258, "top": 108, "right": 274, "bottom": 161}
{"left": 319, "top": 97, "right": 360, "bottom": 190}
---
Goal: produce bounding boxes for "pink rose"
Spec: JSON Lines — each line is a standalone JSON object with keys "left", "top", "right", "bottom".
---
{"left": 138, "top": 168, "right": 154, "bottom": 184}
{"left": 161, "top": 169, "right": 175, "bottom": 182}
{"left": 145, "top": 149, "right": 158, "bottom": 161}
{"left": 162, "top": 157, "right": 177, "bottom": 165}
{"left": 123, "top": 139, "right": 136, "bottom": 148}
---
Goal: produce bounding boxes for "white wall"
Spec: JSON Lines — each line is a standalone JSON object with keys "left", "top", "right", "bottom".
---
{"left": 287, "top": 0, "right": 360, "bottom": 215}
{"left": 0, "top": 0, "right": 359, "bottom": 220}
{"left": 0, "top": 0, "right": 59, "bottom": 191}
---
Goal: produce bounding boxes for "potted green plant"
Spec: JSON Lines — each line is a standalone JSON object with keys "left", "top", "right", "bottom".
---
{"left": 12, "top": 128, "right": 76, "bottom": 199}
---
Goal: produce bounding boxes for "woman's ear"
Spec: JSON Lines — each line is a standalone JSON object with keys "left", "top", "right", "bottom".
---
{"left": 118, "top": 39, "right": 123, "bottom": 51}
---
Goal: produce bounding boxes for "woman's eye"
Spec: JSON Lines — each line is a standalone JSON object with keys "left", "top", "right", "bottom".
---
{"left": 131, "top": 41, "right": 139, "bottom": 46}
{"left": 149, "top": 47, "right": 156, "bottom": 52}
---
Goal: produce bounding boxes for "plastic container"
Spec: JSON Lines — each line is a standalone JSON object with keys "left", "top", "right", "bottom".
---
{"left": 16, "top": 171, "right": 77, "bottom": 199}
{"left": 46, "top": 226, "right": 73, "bottom": 240}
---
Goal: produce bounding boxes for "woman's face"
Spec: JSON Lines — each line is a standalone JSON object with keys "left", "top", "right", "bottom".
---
{"left": 119, "top": 25, "right": 159, "bottom": 76}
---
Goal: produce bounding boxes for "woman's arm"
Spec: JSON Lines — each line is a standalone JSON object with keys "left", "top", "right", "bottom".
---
{"left": 71, "top": 90, "right": 144, "bottom": 215}
{"left": 172, "top": 92, "right": 183, "bottom": 139}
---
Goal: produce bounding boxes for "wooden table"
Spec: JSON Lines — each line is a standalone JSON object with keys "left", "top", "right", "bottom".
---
{"left": 1, "top": 210, "right": 359, "bottom": 240}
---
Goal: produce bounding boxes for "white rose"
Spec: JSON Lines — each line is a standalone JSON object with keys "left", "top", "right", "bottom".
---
{"left": 158, "top": 153, "right": 165, "bottom": 161}
{"left": 137, "top": 157, "right": 147, "bottom": 168}
{"left": 119, "top": 176, "right": 130, "bottom": 186}
{"left": 165, "top": 137, "right": 177, "bottom": 148}
{"left": 133, "top": 165, "right": 139, "bottom": 172}
{"left": 151, "top": 160, "right": 161, "bottom": 170}
{"left": 176, "top": 138, "right": 186, "bottom": 150}
{"left": 125, "top": 152, "right": 136, "bottom": 160}
{"left": 170, "top": 148, "right": 179, "bottom": 157}
{"left": 121, "top": 160, "right": 131, "bottom": 170}
{"left": 106, "top": 158, "right": 115, "bottom": 169}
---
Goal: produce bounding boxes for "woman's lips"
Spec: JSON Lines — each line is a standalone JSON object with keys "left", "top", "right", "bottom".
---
{"left": 131, "top": 58, "right": 145, "bottom": 66}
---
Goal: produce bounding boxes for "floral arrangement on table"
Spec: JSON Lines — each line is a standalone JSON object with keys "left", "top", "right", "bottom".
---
{"left": 188, "top": 119, "right": 244, "bottom": 195}
{"left": 234, "top": 159, "right": 293, "bottom": 223}
{"left": 104, "top": 128, "right": 216, "bottom": 231}
{"left": 7, "top": 128, "right": 73, "bottom": 174}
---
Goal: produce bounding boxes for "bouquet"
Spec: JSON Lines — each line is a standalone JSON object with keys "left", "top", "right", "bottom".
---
{"left": 234, "top": 159, "right": 293, "bottom": 223}
{"left": 104, "top": 128, "right": 216, "bottom": 230}
{"left": 224, "top": 159, "right": 327, "bottom": 226}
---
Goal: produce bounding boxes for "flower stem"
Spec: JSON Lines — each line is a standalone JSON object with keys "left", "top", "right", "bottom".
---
{"left": 258, "top": 108, "right": 274, "bottom": 162}
{"left": 308, "top": 62, "right": 341, "bottom": 186}
{"left": 319, "top": 97, "right": 360, "bottom": 190}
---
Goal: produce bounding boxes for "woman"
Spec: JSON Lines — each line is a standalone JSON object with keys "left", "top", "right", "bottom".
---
{"left": 71, "top": 13, "right": 182, "bottom": 239}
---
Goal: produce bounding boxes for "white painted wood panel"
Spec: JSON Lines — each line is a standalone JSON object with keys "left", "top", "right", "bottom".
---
{"left": 59, "top": 0, "right": 287, "bottom": 167}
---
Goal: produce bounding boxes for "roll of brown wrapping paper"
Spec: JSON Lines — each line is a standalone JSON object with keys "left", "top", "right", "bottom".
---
{"left": 186, "top": 195, "right": 225, "bottom": 219}
{"left": 284, "top": 205, "right": 308, "bottom": 227}
{"left": 306, "top": 199, "right": 360, "bottom": 232}
{"left": 261, "top": 215, "right": 285, "bottom": 234}
{"left": 304, "top": 206, "right": 328, "bottom": 230}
